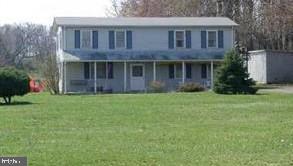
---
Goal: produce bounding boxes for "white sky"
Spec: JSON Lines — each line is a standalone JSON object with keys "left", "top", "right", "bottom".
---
{"left": 0, "top": 0, "right": 112, "bottom": 26}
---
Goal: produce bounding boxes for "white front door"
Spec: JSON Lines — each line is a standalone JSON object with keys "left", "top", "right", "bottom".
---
{"left": 130, "top": 64, "right": 145, "bottom": 91}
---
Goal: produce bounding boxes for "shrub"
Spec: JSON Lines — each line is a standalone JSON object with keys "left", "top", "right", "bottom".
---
{"left": 0, "top": 67, "right": 30, "bottom": 104}
{"left": 177, "top": 82, "right": 205, "bottom": 92}
{"left": 149, "top": 81, "right": 165, "bottom": 93}
{"left": 213, "top": 49, "right": 257, "bottom": 94}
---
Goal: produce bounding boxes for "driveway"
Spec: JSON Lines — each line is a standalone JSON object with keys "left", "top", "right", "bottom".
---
{"left": 259, "top": 85, "right": 293, "bottom": 94}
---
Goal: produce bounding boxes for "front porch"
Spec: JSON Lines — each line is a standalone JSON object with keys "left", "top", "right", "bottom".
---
{"left": 60, "top": 61, "right": 218, "bottom": 93}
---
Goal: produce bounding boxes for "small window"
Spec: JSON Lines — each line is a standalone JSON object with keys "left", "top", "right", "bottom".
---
{"left": 208, "top": 31, "right": 217, "bottom": 48}
{"left": 81, "top": 30, "right": 91, "bottom": 49}
{"left": 201, "top": 64, "right": 207, "bottom": 79}
{"left": 132, "top": 66, "right": 143, "bottom": 77}
{"left": 115, "top": 31, "right": 125, "bottom": 48}
{"left": 176, "top": 31, "right": 185, "bottom": 48}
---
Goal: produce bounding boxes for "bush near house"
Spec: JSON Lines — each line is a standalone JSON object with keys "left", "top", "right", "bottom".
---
{"left": 150, "top": 81, "right": 166, "bottom": 93}
{"left": 213, "top": 49, "right": 257, "bottom": 94}
{"left": 149, "top": 81, "right": 166, "bottom": 93}
{"left": 0, "top": 67, "right": 30, "bottom": 104}
{"left": 177, "top": 82, "right": 205, "bottom": 92}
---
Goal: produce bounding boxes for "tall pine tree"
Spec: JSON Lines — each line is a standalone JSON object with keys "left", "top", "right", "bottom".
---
{"left": 213, "top": 49, "right": 257, "bottom": 94}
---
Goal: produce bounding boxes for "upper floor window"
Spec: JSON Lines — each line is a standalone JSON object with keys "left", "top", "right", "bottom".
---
{"left": 81, "top": 30, "right": 91, "bottom": 49}
{"left": 115, "top": 31, "right": 126, "bottom": 48}
{"left": 175, "top": 31, "right": 185, "bottom": 48}
{"left": 208, "top": 31, "right": 217, "bottom": 48}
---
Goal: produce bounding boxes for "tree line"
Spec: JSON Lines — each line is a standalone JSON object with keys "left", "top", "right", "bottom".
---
{"left": 0, "top": 24, "right": 59, "bottom": 94}
{"left": 109, "top": 0, "right": 293, "bottom": 51}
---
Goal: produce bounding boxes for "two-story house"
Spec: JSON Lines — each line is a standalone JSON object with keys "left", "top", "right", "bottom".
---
{"left": 53, "top": 17, "right": 238, "bottom": 93}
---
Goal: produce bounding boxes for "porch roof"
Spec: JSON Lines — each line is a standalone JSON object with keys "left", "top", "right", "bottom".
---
{"left": 62, "top": 50, "right": 226, "bottom": 62}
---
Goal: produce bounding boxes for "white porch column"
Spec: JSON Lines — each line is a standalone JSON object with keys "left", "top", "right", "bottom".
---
{"left": 182, "top": 61, "right": 185, "bottom": 84}
{"left": 153, "top": 61, "right": 156, "bottom": 81}
{"left": 124, "top": 61, "right": 127, "bottom": 92}
{"left": 94, "top": 62, "right": 97, "bottom": 93}
{"left": 64, "top": 61, "right": 67, "bottom": 94}
{"left": 211, "top": 61, "right": 214, "bottom": 89}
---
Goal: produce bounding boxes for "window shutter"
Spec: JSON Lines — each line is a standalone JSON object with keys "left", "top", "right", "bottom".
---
{"left": 74, "top": 30, "right": 80, "bottom": 49}
{"left": 168, "top": 31, "right": 174, "bottom": 49}
{"left": 186, "top": 63, "right": 192, "bottom": 79}
{"left": 84, "top": 62, "right": 90, "bottom": 79}
{"left": 92, "top": 31, "right": 99, "bottom": 49}
{"left": 109, "top": 31, "right": 115, "bottom": 49}
{"left": 201, "top": 64, "right": 207, "bottom": 79}
{"left": 169, "top": 64, "right": 174, "bottom": 79}
{"left": 107, "top": 62, "right": 114, "bottom": 79}
{"left": 186, "top": 30, "right": 192, "bottom": 48}
{"left": 126, "top": 31, "right": 132, "bottom": 49}
{"left": 218, "top": 30, "right": 224, "bottom": 48}
{"left": 201, "top": 31, "right": 207, "bottom": 48}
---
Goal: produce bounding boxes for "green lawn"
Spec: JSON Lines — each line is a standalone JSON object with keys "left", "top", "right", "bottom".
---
{"left": 1, "top": 92, "right": 293, "bottom": 165}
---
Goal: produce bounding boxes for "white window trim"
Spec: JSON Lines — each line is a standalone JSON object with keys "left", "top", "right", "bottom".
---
{"left": 175, "top": 30, "right": 186, "bottom": 49}
{"left": 207, "top": 30, "right": 218, "bottom": 48}
{"left": 114, "top": 30, "right": 127, "bottom": 49}
{"left": 80, "top": 29, "right": 92, "bottom": 49}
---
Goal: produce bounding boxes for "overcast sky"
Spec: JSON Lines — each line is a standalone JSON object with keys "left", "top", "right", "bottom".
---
{"left": 0, "top": 0, "right": 112, "bottom": 26}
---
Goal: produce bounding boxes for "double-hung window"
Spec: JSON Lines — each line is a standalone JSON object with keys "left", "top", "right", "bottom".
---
{"left": 115, "top": 31, "right": 126, "bottom": 48}
{"left": 207, "top": 31, "right": 217, "bottom": 48}
{"left": 169, "top": 63, "right": 192, "bottom": 79}
{"left": 84, "top": 62, "right": 114, "bottom": 79}
{"left": 81, "top": 30, "right": 91, "bottom": 49}
{"left": 175, "top": 64, "right": 182, "bottom": 79}
{"left": 84, "top": 62, "right": 95, "bottom": 80}
{"left": 175, "top": 31, "right": 185, "bottom": 48}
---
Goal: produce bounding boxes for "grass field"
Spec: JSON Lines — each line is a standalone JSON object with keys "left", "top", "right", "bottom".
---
{"left": 1, "top": 92, "right": 293, "bottom": 165}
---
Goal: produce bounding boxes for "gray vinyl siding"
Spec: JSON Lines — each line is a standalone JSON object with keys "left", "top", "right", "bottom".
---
{"left": 266, "top": 51, "right": 293, "bottom": 83}
{"left": 63, "top": 27, "right": 233, "bottom": 51}
{"left": 65, "top": 29, "right": 75, "bottom": 49}
{"left": 223, "top": 28, "right": 233, "bottom": 50}
{"left": 248, "top": 50, "right": 293, "bottom": 84}
{"left": 65, "top": 62, "right": 213, "bottom": 93}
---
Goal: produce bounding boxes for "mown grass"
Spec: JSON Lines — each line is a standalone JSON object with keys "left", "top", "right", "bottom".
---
{"left": 1, "top": 92, "right": 293, "bottom": 165}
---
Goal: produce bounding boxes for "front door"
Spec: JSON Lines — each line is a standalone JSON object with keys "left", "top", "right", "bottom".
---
{"left": 130, "top": 64, "right": 145, "bottom": 91}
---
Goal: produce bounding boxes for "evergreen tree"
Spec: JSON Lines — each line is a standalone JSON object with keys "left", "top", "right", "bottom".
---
{"left": 213, "top": 49, "right": 257, "bottom": 94}
{"left": 0, "top": 67, "right": 30, "bottom": 104}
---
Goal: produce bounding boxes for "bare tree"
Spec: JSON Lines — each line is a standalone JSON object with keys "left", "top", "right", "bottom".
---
{"left": 110, "top": 0, "right": 293, "bottom": 51}
{"left": 42, "top": 54, "right": 59, "bottom": 95}
{"left": 0, "top": 23, "right": 53, "bottom": 68}
{"left": 0, "top": 23, "right": 59, "bottom": 94}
